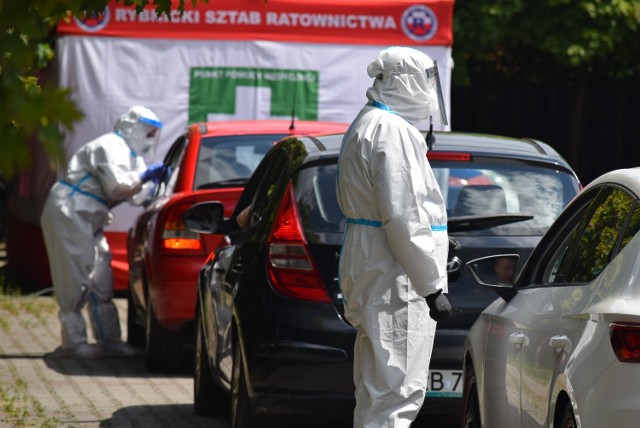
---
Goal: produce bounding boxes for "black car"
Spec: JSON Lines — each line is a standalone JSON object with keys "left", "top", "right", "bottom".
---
{"left": 185, "top": 131, "right": 581, "bottom": 426}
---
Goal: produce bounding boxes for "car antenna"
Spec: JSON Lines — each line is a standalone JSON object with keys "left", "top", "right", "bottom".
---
{"left": 426, "top": 115, "right": 435, "bottom": 151}
{"left": 289, "top": 82, "right": 297, "bottom": 131}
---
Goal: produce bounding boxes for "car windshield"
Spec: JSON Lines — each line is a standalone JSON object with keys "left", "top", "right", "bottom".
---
{"left": 194, "top": 134, "right": 285, "bottom": 190}
{"left": 293, "top": 158, "right": 580, "bottom": 240}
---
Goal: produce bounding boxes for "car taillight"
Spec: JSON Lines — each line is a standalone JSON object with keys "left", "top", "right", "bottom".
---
{"left": 427, "top": 152, "right": 473, "bottom": 161}
{"left": 610, "top": 322, "right": 640, "bottom": 362}
{"left": 162, "top": 204, "right": 203, "bottom": 251}
{"left": 267, "top": 183, "right": 331, "bottom": 303}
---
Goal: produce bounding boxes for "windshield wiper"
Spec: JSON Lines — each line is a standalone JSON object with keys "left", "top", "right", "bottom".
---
{"left": 448, "top": 213, "right": 535, "bottom": 232}
{"left": 197, "top": 178, "right": 248, "bottom": 190}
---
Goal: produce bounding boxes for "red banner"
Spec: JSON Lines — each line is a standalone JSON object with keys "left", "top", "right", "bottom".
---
{"left": 56, "top": 0, "right": 453, "bottom": 46}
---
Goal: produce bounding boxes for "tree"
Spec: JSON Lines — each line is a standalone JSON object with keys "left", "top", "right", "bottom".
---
{"left": 0, "top": 0, "right": 202, "bottom": 179}
{"left": 452, "top": 0, "right": 640, "bottom": 85}
{"left": 451, "top": 1, "right": 640, "bottom": 179}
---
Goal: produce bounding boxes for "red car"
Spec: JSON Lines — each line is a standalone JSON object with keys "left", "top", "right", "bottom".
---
{"left": 126, "top": 120, "right": 348, "bottom": 372}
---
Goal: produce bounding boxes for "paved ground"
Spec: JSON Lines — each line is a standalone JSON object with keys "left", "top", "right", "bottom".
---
{"left": 0, "top": 293, "right": 225, "bottom": 428}
{"left": 0, "top": 267, "right": 456, "bottom": 428}
{"left": 0, "top": 293, "right": 366, "bottom": 428}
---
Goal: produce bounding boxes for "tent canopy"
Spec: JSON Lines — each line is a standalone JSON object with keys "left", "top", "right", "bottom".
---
{"left": 58, "top": 0, "right": 453, "bottom": 46}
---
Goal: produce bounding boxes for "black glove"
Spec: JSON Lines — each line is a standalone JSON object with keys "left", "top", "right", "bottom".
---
{"left": 425, "top": 290, "right": 452, "bottom": 322}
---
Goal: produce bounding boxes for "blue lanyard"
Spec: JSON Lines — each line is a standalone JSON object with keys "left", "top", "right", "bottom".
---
{"left": 59, "top": 172, "right": 109, "bottom": 206}
{"left": 346, "top": 217, "right": 383, "bottom": 228}
{"left": 372, "top": 100, "right": 398, "bottom": 116}
{"left": 346, "top": 217, "right": 446, "bottom": 232}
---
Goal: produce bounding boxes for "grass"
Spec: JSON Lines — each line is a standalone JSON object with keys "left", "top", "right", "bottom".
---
{"left": 0, "top": 291, "right": 58, "bottom": 338}
{"left": 0, "top": 377, "right": 59, "bottom": 427}
{"left": 0, "top": 260, "right": 57, "bottom": 322}
{"left": 0, "top": 253, "right": 61, "bottom": 428}
{"left": 0, "top": 262, "right": 21, "bottom": 298}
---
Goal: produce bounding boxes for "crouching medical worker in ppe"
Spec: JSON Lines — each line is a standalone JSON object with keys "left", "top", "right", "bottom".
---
{"left": 336, "top": 47, "right": 452, "bottom": 427}
{"left": 41, "top": 105, "right": 164, "bottom": 359}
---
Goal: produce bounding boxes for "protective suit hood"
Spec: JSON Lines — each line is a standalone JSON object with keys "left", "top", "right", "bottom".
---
{"left": 114, "top": 105, "right": 163, "bottom": 157}
{"left": 366, "top": 46, "right": 441, "bottom": 124}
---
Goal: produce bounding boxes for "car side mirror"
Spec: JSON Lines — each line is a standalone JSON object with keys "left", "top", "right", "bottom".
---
{"left": 183, "top": 202, "right": 225, "bottom": 234}
{"left": 466, "top": 254, "right": 520, "bottom": 301}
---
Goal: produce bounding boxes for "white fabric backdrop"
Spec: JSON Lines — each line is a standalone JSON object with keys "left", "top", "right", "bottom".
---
{"left": 56, "top": 36, "right": 452, "bottom": 232}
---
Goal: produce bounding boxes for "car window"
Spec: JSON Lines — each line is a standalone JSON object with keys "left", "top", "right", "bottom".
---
{"left": 248, "top": 149, "right": 290, "bottom": 225}
{"left": 294, "top": 162, "right": 345, "bottom": 243}
{"left": 431, "top": 159, "right": 580, "bottom": 236}
{"left": 552, "top": 187, "right": 636, "bottom": 284}
{"left": 517, "top": 187, "right": 596, "bottom": 286}
{"left": 541, "top": 219, "right": 586, "bottom": 285}
{"left": 193, "top": 134, "right": 285, "bottom": 190}
{"left": 154, "top": 136, "right": 187, "bottom": 198}
{"left": 617, "top": 203, "right": 640, "bottom": 253}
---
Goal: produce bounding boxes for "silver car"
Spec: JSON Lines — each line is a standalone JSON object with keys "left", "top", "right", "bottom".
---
{"left": 462, "top": 167, "right": 640, "bottom": 428}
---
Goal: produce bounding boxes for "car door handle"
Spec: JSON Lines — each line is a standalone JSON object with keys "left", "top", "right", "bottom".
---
{"left": 231, "top": 263, "right": 244, "bottom": 274}
{"left": 214, "top": 267, "right": 226, "bottom": 274}
{"left": 549, "top": 335, "right": 572, "bottom": 354}
{"left": 509, "top": 332, "right": 526, "bottom": 346}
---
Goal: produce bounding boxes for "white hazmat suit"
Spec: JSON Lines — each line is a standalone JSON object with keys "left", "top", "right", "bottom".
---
{"left": 336, "top": 47, "right": 450, "bottom": 427}
{"left": 41, "top": 106, "right": 163, "bottom": 358}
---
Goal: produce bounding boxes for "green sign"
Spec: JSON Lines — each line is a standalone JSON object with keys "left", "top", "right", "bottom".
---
{"left": 189, "top": 66, "right": 319, "bottom": 123}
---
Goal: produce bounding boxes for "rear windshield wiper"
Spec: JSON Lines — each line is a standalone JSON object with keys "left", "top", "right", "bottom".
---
{"left": 448, "top": 213, "right": 534, "bottom": 232}
{"left": 197, "top": 178, "right": 248, "bottom": 190}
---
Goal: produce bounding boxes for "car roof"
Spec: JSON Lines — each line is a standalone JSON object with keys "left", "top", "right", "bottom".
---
{"left": 295, "top": 131, "right": 575, "bottom": 171}
{"left": 190, "top": 120, "right": 349, "bottom": 137}
{"left": 585, "top": 167, "right": 640, "bottom": 196}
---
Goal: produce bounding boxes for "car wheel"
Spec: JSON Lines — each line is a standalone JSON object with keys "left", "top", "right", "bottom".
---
{"left": 126, "top": 285, "right": 145, "bottom": 347}
{"left": 194, "top": 303, "right": 228, "bottom": 416}
{"left": 145, "top": 295, "right": 182, "bottom": 372}
{"left": 462, "top": 364, "right": 481, "bottom": 428}
{"left": 559, "top": 402, "right": 577, "bottom": 428}
{"left": 230, "top": 340, "right": 280, "bottom": 428}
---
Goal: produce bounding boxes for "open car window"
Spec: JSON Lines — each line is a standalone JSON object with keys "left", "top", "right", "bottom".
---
{"left": 154, "top": 136, "right": 187, "bottom": 199}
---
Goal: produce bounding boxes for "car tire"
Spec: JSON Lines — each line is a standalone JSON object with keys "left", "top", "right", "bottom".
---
{"left": 559, "top": 402, "right": 577, "bottom": 428}
{"left": 145, "top": 295, "right": 182, "bottom": 372}
{"left": 461, "top": 363, "right": 481, "bottom": 428}
{"left": 194, "top": 304, "right": 228, "bottom": 416}
{"left": 126, "top": 286, "right": 145, "bottom": 347}
{"left": 230, "top": 340, "right": 279, "bottom": 428}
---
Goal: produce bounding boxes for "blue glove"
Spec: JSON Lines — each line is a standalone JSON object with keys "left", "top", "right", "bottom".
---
{"left": 140, "top": 162, "right": 164, "bottom": 183}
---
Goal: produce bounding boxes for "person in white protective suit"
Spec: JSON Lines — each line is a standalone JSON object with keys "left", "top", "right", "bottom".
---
{"left": 41, "top": 106, "right": 165, "bottom": 359}
{"left": 336, "top": 46, "right": 452, "bottom": 427}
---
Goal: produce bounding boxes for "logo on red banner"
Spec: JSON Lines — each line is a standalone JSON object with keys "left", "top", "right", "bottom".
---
{"left": 74, "top": 7, "right": 111, "bottom": 32}
{"left": 401, "top": 5, "right": 437, "bottom": 42}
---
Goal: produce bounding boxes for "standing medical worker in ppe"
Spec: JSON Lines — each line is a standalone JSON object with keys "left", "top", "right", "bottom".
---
{"left": 41, "top": 105, "right": 165, "bottom": 359}
{"left": 336, "top": 47, "right": 452, "bottom": 427}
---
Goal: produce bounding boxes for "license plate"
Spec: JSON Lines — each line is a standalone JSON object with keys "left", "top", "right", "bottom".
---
{"left": 425, "top": 370, "right": 463, "bottom": 398}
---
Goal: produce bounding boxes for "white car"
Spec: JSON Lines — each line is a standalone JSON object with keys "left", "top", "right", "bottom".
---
{"left": 462, "top": 167, "right": 640, "bottom": 428}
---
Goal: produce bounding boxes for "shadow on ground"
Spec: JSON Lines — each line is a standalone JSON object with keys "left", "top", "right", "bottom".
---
{"left": 101, "top": 406, "right": 356, "bottom": 428}
{"left": 100, "top": 403, "right": 225, "bottom": 428}
{"left": 43, "top": 355, "right": 193, "bottom": 378}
